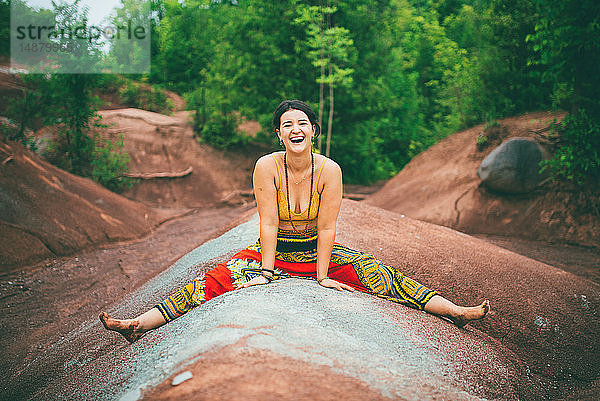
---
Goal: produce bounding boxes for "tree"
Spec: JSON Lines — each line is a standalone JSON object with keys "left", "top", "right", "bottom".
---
{"left": 529, "top": 0, "right": 600, "bottom": 115}
{"left": 295, "top": 4, "right": 331, "bottom": 153}
{"left": 529, "top": 0, "right": 600, "bottom": 184}
{"left": 296, "top": 4, "right": 354, "bottom": 156}
{"left": 6, "top": 1, "right": 131, "bottom": 190}
{"left": 0, "top": 0, "right": 9, "bottom": 57}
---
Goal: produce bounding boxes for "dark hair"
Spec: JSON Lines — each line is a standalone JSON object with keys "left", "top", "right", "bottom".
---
{"left": 272, "top": 99, "right": 321, "bottom": 138}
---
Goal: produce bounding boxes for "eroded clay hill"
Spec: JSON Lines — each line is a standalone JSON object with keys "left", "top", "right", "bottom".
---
{"left": 1, "top": 104, "right": 265, "bottom": 272}
{"left": 13, "top": 201, "right": 600, "bottom": 401}
{"left": 98, "top": 108, "right": 263, "bottom": 208}
{"left": 0, "top": 139, "right": 161, "bottom": 271}
{"left": 366, "top": 111, "right": 600, "bottom": 248}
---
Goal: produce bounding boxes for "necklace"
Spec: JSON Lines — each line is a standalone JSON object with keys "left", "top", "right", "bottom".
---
{"left": 284, "top": 152, "right": 314, "bottom": 235}
{"left": 292, "top": 173, "right": 308, "bottom": 185}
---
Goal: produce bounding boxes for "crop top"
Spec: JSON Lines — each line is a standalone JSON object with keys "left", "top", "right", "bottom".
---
{"left": 272, "top": 154, "right": 325, "bottom": 222}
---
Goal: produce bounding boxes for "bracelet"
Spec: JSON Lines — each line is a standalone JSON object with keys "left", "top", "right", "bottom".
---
{"left": 261, "top": 272, "right": 273, "bottom": 283}
{"left": 317, "top": 276, "right": 329, "bottom": 284}
{"left": 261, "top": 269, "right": 274, "bottom": 283}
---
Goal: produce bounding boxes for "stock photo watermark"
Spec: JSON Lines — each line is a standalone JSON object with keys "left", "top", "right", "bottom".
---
{"left": 10, "top": 1, "right": 151, "bottom": 74}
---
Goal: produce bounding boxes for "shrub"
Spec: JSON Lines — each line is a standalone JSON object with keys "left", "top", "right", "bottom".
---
{"left": 476, "top": 133, "right": 488, "bottom": 150}
{"left": 541, "top": 110, "right": 600, "bottom": 185}
{"left": 43, "top": 116, "right": 132, "bottom": 192}
{"left": 483, "top": 119, "right": 500, "bottom": 130}
{"left": 91, "top": 134, "right": 132, "bottom": 192}
{"left": 198, "top": 111, "right": 245, "bottom": 150}
{"left": 0, "top": 118, "right": 38, "bottom": 151}
{"left": 119, "top": 80, "right": 174, "bottom": 114}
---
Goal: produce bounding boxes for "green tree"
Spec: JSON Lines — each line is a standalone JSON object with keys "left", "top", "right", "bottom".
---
{"left": 529, "top": 0, "right": 600, "bottom": 115}
{"left": 0, "top": 0, "right": 9, "bottom": 57}
{"left": 295, "top": 4, "right": 331, "bottom": 153}
{"left": 105, "top": 0, "right": 152, "bottom": 74}
{"left": 7, "top": 1, "right": 131, "bottom": 190}
{"left": 296, "top": 4, "right": 354, "bottom": 156}
{"left": 530, "top": 0, "right": 600, "bottom": 184}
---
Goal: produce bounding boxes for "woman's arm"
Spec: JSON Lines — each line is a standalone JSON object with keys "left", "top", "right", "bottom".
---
{"left": 253, "top": 155, "right": 279, "bottom": 272}
{"left": 316, "top": 160, "right": 353, "bottom": 292}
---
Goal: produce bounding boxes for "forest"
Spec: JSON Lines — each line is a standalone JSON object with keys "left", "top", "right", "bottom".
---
{"left": 1, "top": 0, "right": 599, "bottom": 185}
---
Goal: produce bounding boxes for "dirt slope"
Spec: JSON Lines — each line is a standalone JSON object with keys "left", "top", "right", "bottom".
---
{"left": 97, "top": 108, "right": 264, "bottom": 208}
{"left": 3, "top": 201, "right": 598, "bottom": 400}
{"left": 0, "top": 204, "right": 253, "bottom": 401}
{"left": 0, "top": 140, "right": 164, "bottom": 271}
{"left": 1, "top": 102, "right": 267, "bottom": 272}
{"left": 366, "top": 111, "right": 600, "bottom": 248}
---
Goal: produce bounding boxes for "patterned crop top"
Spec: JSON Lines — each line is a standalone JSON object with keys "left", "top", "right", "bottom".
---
{"left": 272, "top": 154, "right": 325, "bottom": 222}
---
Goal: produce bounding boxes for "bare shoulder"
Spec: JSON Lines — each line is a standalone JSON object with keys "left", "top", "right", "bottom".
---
{"left": 254, "top": 152, "right": 280, "bottom": 172}
{"left": 317, "top": 155, "right": 342, "bottom": 183}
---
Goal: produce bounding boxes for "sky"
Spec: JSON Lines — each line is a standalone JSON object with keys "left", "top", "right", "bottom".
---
{"left": 23, "top": 0, "right": 124, "bottom": 26}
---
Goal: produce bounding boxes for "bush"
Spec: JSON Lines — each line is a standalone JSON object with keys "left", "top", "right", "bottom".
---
{"left": 541, "top": 110, "right": 600, "bottom": 185}
{"left": 97, "top": 74, "right": 127, "bottom": 94}
{"left": 198, "top": 111, "right": 245, "bottom": 150}
{"left": 43, "top": 116, "right": 132, "bottom": 192}
{"left": 0, "top": 118, "right": 38, "bottom": 151}
{"left": 91, "top": 134, "right": 132, "bottom": 192}
{"left": 476, "top": 133, "right": 488, "bottom": 150}
{"left": 118, "top": 80, "right": 174, "bottom": 114}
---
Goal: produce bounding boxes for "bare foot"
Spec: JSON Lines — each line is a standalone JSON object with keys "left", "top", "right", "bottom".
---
{"left": 99, "top": 312, "right": 143, "bottom": 343}
{"left": 450, "top": 300, "right": 490, "bottom": 328}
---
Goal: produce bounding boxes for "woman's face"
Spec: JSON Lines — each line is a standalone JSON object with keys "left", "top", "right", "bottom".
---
{"left": 277, "top": 109, "right": 315, "bottom": 153}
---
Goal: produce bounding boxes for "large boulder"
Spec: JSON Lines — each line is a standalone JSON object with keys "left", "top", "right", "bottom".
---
{"left": 477, "top": 137, "right": 549, "bottom": 193}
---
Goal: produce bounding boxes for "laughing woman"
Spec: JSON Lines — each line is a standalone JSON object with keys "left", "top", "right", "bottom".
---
{"left": 100, "top": 99, "right": 489, "bottom": 343}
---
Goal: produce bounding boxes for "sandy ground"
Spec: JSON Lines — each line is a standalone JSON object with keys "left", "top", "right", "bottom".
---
{"left": 0, "top": 204, "right": 254, "bottom": 400}
{"left": 1, "top": 201, "right": 599, "bottom": 400}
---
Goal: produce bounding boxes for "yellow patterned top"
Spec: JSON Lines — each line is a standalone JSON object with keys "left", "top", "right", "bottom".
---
{"left": 272, "top": 153, "right": 325, "bottom": 222}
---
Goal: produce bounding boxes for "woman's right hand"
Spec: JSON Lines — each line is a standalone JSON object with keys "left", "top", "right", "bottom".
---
{"left": 318, "top": 278, "right": 355, "bottom": 292}
{"left": 235, "top": 275, "right": 270, "bottom": 289}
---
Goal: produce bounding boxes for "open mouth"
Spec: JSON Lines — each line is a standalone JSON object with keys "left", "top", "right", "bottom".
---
{"left": 290, "top": 136, "right": 305, "bottom": 144}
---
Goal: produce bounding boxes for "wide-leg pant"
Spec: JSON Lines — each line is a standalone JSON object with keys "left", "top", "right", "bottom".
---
{"left": 156, "top": 240, "right": 437, "bottom": 323}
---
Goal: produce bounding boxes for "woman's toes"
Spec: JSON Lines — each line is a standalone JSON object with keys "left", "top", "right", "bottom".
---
{"left": 99, "top": 312, "right": 142, "bottom": 343}
{"left": 99, "top": 312, "right": 112, "bottom": 329}
{"left": 482, "top": 300, "right": 490, "bottom": 315}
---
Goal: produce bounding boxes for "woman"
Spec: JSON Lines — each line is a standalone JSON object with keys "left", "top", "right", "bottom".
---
{"left": 100, "top": 99, "right": 489, "bottom": 343}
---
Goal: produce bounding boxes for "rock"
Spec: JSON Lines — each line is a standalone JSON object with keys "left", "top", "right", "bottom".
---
{"left": 477, "top": 137, "right": 548, "bottom": 193}
{"left": 27, "top": 202, "right": 600, "bottom": 400}
{"left": 41, "top": 279, "right": 531, "bottom": 401}
{"left": 171, "top": 371, "right": 193, "bottom": 386}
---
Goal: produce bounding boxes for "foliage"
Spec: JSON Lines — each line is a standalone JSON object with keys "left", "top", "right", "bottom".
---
{"left": 3, "top": 2, "right": 132, "bottom": 191}
{"left": 3, "top": 74, "right": 45, "bottom": 149}
{"left": 91, "top": 134, "right": 132, "bottom": 192}
{"left": 476, "top": 134, "right": 488, "bottom": 151}
{"left": 198, "top": 111, "right": 245, "bottom": 150}
{"left": 528, "top": 0, "right": 600, "bottom": 184}
{"left": 528, "top": 0, "right": 600, "bottom": 115}
{"left": 0, "top": 118, "right": 38, "bottom": 151}
{"left": 484, "top": 119, "right": 499, "bottom": 130}
{"left": 0, "top": 0, "right": 9, "bottom": 57}
{"left": 541, "top": 111, "right": 600, "bottom": 185}
{"left": 104, "top": 0, "right": 152, "bottom": 74}
{"left": 295, "top": 4, "right": 355, "bottom": 156}
{"left": 118, "top": 80, "right": 174, "bottom": 114}
{"left": 7, "top": 0, "right": 598, "bottom": 184}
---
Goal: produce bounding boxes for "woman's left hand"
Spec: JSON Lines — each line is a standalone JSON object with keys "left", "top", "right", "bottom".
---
{"left": 235, "top": 275, "right": 270, "bottom": 289}
{"left": 318, "top": 278, "right": 355, "bottom": 292}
